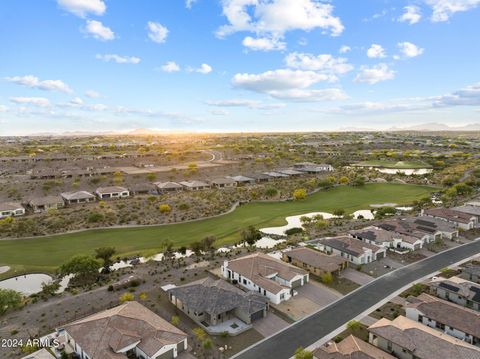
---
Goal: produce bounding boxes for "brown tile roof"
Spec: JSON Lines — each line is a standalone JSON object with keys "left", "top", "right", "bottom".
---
{"left": 0, "top": 202, "right": 24, "bottom": 211}
{"left": 284, "top": 247, "right": 347, "bottom": 273}
{"left": 318, "top": 236, "right": 382, "bottom": 257}
{"left": 29, "top": 196, "right": 63, "bottom": 206}
{"left": 226, "top": 252, "right": 307, "bottom": 294}
{"left": 95, "top": 186, "right": 129, "bottom": 194}
{"left": 423, "top": 208, "right": 475, "bottom": 224}
{"left": 368, "top": 316, "right": 480, "bottom": 359}
{"left": 313, "top": 335, "right": 395, "bottom": 359}
{"left": 21, "top": 349, "right": 56, "bottom": 359}
{"left": 406, "top": 293, "right": 480, "bottom": 338}
{"left": 61, "top": 301, "right": 187, "bottom": 359}
{"left": 211, "top": 177, "right": 237, "bottom": 185}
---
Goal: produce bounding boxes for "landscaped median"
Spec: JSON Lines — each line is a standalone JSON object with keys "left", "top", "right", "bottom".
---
{"left": 0, "top": 183, "right": 435, "bottom": 279}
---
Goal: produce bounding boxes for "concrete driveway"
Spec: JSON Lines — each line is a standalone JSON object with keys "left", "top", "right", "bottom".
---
{"left": 298, "top": 280, "right": 341, "bottom": 307}
{"left": 340, "top": 268, "right": 374, "bottom": 285}
{"left": 253, "top": 312, "right": 290, "bottom": 337}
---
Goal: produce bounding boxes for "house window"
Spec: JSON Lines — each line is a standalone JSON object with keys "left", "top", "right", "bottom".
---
{"left": 243, "top": 279, "right": 247, "bottom": 285}
{"left": 280, "top": 293, "right": 285, "bottom": 300}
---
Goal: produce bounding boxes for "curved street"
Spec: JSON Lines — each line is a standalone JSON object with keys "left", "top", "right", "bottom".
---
{"left": 233, "top": 239, "right": 480, "bottom": 359}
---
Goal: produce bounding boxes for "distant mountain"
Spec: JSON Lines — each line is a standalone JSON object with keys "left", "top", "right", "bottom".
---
{"left": 386, "top": 122, "right": 480, "bottom": 132}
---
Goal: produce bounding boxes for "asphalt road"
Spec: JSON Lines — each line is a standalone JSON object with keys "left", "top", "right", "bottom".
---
{"left": 233, "top": 239, "right": 480, "bottom": 359}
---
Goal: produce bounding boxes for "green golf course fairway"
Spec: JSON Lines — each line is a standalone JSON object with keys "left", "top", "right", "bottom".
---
{"left": 0, "top": 183, "right": 434, "bottom": 278}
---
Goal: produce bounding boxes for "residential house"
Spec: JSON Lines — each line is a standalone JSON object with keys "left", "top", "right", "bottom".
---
{"left": 179, "top": 180, "right": 211, "bottom": 191}
{"left": 429, "top": 276, "right": 480, "bottom": 311}
{"left": 293, "top": 162, "right": 334, "bottom": 173}
{"left": 263, "top": 171, "right": 289, "bottom": 178}
{"left": 29, "top": 196, "right": 65, "bottom": 213}
{"left": 95, "top": 186, "right": 130, "bottom": 199}
{"left": 277, "top": 169, "right": 303, "bottom": 176}
{"left": 58, "top": 301, "right": 188, "bottom": 359}
{"left": 282, "top": 247, "right": 347, "bottom": 277}
{"left": 129, "top": 183, "right": 158, "bottom": 195}
{"left": 21, "top": 349, "right": 55, "bottom": 359}
{"left": 313, "top": 335, "right": 395, "bottom": 359}
{"left": 211, "top": 177, "right": 237, "bottom": 188}
{"left": 453, "top": 205, "right": 480, "bottom": 223}
{"left": 377, "top": 219, "right": 441, "bottom": 245}
{"left": 247, "top": 173, "right": 271, "bottom": 182}
{"left": 308, "top": 236, "right": 386, "bottom": 265}
{"left": 226, "top": 175, "right": 256, "bottom": 185}
{"left": 61, "top": 191, "right": 95, "bottom": 204}
{"left": 406, "top": 293, "right": 480, "bottom": 346}
{"left": 463, "top": 263, "right": 480, "bottom": 284}
{"left": 222, "top": 252, "right": 309, "bottom": 305}
{"left": 368, "top": 316, "right": 480, "bottom": 359}
{"left": 404, "top": 216, "right": 459, "bottom": 240}
{"left": 155, "top": 181, "right": 183, "bottom": 193}
{"left": 350, "top": 226, "right": 423, "bottom": 251}
{"left": 0, "top": 202, "right": 25, "bottom": 218}
{"left": 421, "top": 208, "right": 477, "bottom": 230}
{"left": 167, "top": 277, "right": 268, "bottom": 334}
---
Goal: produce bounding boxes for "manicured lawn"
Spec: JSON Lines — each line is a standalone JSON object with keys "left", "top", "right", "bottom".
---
{"left": 353, "top": 160, "right": 432, "bottom": 169}
{"left": 0, "top": 183, "right": 435, "bottom": 278}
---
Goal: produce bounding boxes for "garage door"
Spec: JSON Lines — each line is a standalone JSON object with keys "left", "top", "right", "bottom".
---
{"left": 291, "top": 279, "right": 302, "bottom": 288}
{"left": 177, "top": 341, "right": 186, "bottom": 353}
{"left": 250, "top": 309, "right": 264, "bottom": 321}
{"left": 376, "top": 251, "right": 385, "bottom": 260}
{"left": 157, "top": 349, "right": 174, "bottom": 359}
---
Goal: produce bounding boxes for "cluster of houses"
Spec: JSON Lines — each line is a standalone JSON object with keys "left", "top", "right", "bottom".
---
{"left": 304, "top": 203, "right": 479, "bottom": 266}
{"left": 314, "top": 262, "right": 480, "bottom": 359}
{"left": 0, "top": 162, "right": 334, "bottom": 219}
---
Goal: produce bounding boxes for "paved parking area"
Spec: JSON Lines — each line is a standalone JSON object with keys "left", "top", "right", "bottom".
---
{"left": 298, "top": 280, "right": 341, "bottom": 306}
{"left": 361, "top": 257, "right": 405, "bottom": 277}
{"left": 272, "top": 281, "right": 342, "bottom": 321}
{"left": 253, "top": 312, "right": 290, "bottom": 337}
{"left": 340, "top": 268, "right": 375, "bottom": 285}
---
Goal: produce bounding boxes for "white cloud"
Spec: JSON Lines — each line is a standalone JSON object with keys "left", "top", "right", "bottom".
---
{"left": 323, "top": 82, "right": 480, "bottom": 115}
{"left": 267, "top": 88, "right": 348, "bottom": 102}
{"left": 339, "top": 45, "right": 351, "bottom": 54}
{"left": 0, "top": 105, "right": 8, "bottom": 112}
{"left": 161, "top": 61, "right": 181, "bottom": 73}
{"left": 426, "top": 0, "right": 480, "bottom": 22}
{"left": 284, "top": 52, "right": 353, "bottom": 78}
{"left": 367, "top": 44, "right": 386, "bottom": 58}
{"left": 206, "top": 99, "right": 286, "bottom": 109}
{"left": 147, "top": 21, "right": 169, "bottom": 43}
{"left": 397, "top": 42, "right": 424, "bottom": 57}
{"left": 186, "top": 0, "right": 197, "bottom": 8}
{"left": 233, "top": 69, "right": 330, "bottom": 92}
{"left": 57, "top": 0, "right": 106, "bottom": 18}
{"left": 195, "top": 63, "right": 213, "bottom": 74}
{"left": 84, "top": 20, "right": 115, "bottom": 41}
{"left": 242, "top": 36, "right": 286, "bottom": 51}
{"left": 96, "top": 54, "right": 141, "bottom": 64}
{"left": 433, "top": 82, "right": 480, "bottom": 106}
{"left": 85, "top": 90, "right": 100, "bottom": 98}
{"left": 209, "top": 109, "right": 229, "bottom": 116}
{"left": 398, "top": 5, "right": 422, "bottom": 24}
{"left": 354, "top": 63, "right": 395, "bottom": 84}
{"left": 5, "top": 75, "right": 73, "bottom": 93}
{"left": 70, "top": 97, "right": 84, "bottom": 106}
{"left": 217, "top": 0, "right": 344, "bottom": 48}
{"left": 231, "top": 68, "right": 345, "bottom": 102}
{"left": 10, "top": 97, "right": 51, "bottom": 107}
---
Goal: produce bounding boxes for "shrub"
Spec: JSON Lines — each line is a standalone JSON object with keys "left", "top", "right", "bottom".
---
{"left": 87, "top": 212, "right": 104, "bottom": 223}
{"left": 293, "top": 188, "right": 307, "bottom": 200}
{"left": 119, "top": 292, "right": 134, "bottom": 303}
{"left": 159, "top": 204, "right": 172, "bottom": 214}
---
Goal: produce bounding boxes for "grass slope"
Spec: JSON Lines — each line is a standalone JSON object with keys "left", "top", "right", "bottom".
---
{"left": 0, "top": 183, "right": 434, "bottom": 278}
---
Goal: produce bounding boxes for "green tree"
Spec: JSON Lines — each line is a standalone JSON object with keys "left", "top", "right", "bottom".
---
{"left": 60, "top": 255, "right": 101, "bottom": 282}
{"left": 293, "top": 188, "right": 307, "bottom": 200}
{"left": 339, "top": 176, "right": 349, "bottom": 184}
{"left": 294, "top": 347, "right": 313, "bottom": 359}
{"left": 171, "top": 315, "right": 180, "bottom": 326}
{"left": 333, "top": 208, "right": 345, "bottom": 217}
{"left": 119, "top": 292, "right": 134, "bottom": 303}
{"left": 159, "top": 204, "right": 172, "bottom": 214}
{"left": 241, "top": 225, "right": 262, "bottom": 246}
{"left": 0, "top": 289, "right": 23, "bottom": 315}
{"left": 95, "top": 247, "right": 116, "bottom": 271}
{"left": 264, "top": 187, "right": 278, "bottom": 197}
{"left": 321, "top": 272, "right": 333, "bottom": 284}
{"left": 347, "top": 320, "right": 361, "bottom": 331}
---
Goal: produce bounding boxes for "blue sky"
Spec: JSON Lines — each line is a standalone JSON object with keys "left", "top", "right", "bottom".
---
{"left": 0, "top": 0, "right": 479, "bottom": 135}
